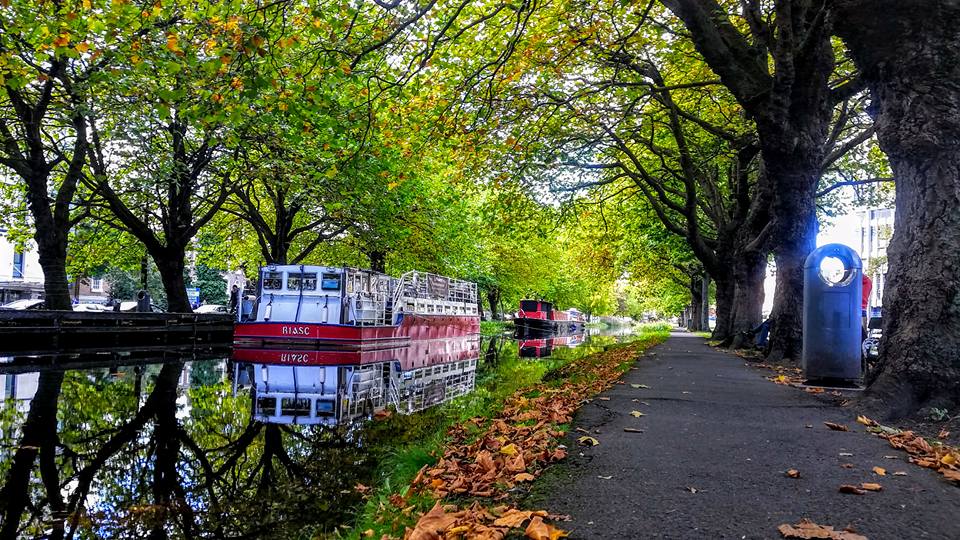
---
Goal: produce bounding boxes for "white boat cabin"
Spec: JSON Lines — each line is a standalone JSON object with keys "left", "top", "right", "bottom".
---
{"left": 250, "top": 265, "right": 478, "bottom": 325}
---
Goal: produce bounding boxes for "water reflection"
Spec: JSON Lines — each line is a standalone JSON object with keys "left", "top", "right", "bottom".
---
{"left": 0, "top": 328, "right": 638, "bottom": 538}
{"left": 234, "top": 336, "right": 479, "bottom": 425}
{"left": 518, "top": 333, "right": 586, "bottom": 358}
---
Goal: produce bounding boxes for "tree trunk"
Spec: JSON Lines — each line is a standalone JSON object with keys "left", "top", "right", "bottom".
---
{"left": 700, "top": 273, "right": 710, "bottom": 331}
{"left": 834, "top": 0, "right": 960, "bottom": 416}
{"left": 23, "top": 170, "right": 73, "bottom": 311}
{"left": 762, "top": 153, "right": 822, "bottom": 362}
{"left": 712, "top": 277, "right": 735, "bottom": 340}
{"left": 270, "top": 241, "right": 289, "bottom": 265}
{"left": 729, "top": 253, "right": 767, "bottom": 349}
{"left": 486, "top": 288, "right": 500, "bottom": 320}
{"left": 688, "top": 277, "right": 703, "bottom": 332}
{"left": 367, "top": 250, "right": 386, "bottom": 273}
{"left": 155, "top": 253, "right": 192, "bottom": 313}
{"left": 35, "top": 238, "right": 72, "bottom": 311}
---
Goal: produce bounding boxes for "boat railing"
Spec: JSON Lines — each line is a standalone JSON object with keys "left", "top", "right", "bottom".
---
{"left": 344, "top": 268, "right": 396, "bottom": 326}
{"left": 392, "top": 270, "right": 478, "bottom": 312}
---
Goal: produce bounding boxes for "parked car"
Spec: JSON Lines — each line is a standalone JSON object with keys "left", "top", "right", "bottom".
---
{"left": 73, "top": 303, "right": 108, "bottom": 312}
{"left": 118, "top": 301, "right": 166, "bottom": 313}
{"left": 195, "top": 304, "right": 228, "bottom": 314}
{"left": 0, "top": 299, "right": 45, "bottom": 310}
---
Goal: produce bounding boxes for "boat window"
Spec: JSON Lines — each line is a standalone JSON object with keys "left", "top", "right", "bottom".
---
{"left": 321, "top": 272, "right": 341, "bottom": 291}
{"left": 263, "top": 271, "right": 283, "bottom": 290}
{"left": 280, "top": 397, "right": 311, "bottom": 416}
{"left": 287, "top": 272, "right": 318, "bottom": 291}
{"left": 316, "top": 399, "right": 335, "bottom": 416}
{"left": 520, "top": 300, "right": 539, "bottom": 311}
{"left": 255, "top": 396, "right": 277, "bottom": 414}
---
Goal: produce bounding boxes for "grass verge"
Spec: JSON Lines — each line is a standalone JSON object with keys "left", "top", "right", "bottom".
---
{"left": 342, "top": 326, "right": 669, "bottom": 539}
{"left": 480, "top": 320, "right": 514, "bottom": 336}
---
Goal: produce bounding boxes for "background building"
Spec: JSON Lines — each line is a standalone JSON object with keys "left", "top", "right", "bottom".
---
{"left": 0, "top": 231, "right": 44, "bottom": 303}
{"left": 0, "top": 230, "right": 112, "bottom": 305}
{"left": 856, "top": 208, "right": 894, "bottom": 313}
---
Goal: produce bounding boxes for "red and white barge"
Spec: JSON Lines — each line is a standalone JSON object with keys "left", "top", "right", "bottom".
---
{"left": 233, "top": 265, "right": 479, "bottom": 347}
{"left": 514, "top": 299, "right": 586, "bottom": 335}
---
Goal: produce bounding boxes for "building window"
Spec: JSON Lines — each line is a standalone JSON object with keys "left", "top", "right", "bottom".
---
{"left": 91, "top": 278, "right": 103, "bottom": 292}
{"left": 12, "top": 251, "right": 24, "bottom": 279}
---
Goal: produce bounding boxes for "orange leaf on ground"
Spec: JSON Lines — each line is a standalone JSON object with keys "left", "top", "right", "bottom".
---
{"left": 824, "top": 422, "right": 849, "bottom": 432}
{"left": 407, "top": 503, "right": 460, "bottom": 540}
{"left": 477, "top": 450, "right": 496, "bottom": 472}
{"left": 938, "top": 429, "right": 950, "bottom": 439}
{"left": 493, "top": 509, "right": 534, "bottom": 528}
{"left": 861, "top": 483, "right": 882, "bottom": 491}
{"left": 777, "top": 519, "right": 868, "bottom": 539}
{"left": 941, "top": 469, "right": 960, "bottom": 483}
{"left": 872, "top": 466, "right": 886, "bottom": 476}
{"left": 838, "top": 484, "right": 865, "bottom": 495}
{"left": 525, "top": 516, "right": 568, "bottom": 540}
{"left": 785, "top": 469, "right": 801, "bottom": 478}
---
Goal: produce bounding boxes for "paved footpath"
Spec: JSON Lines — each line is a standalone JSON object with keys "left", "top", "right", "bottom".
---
{"left": 533, "top": 332, "right": 960, "bottom": 539}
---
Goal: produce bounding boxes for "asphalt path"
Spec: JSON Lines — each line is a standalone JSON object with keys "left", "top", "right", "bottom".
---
{"left": 531, "top": 332, "right": 960, "bottom": 539}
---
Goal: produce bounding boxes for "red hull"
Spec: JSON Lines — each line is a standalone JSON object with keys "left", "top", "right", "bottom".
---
{"left": 232, "top": 334, "right": 481, "bottom": 368}
{"left": 233, "top": 314, "right": 479, "bottom": 346}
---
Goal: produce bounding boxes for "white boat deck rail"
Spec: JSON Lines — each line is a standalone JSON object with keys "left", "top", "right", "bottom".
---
{"left": 392, "top": 271, "right": 479, "bottom": 321}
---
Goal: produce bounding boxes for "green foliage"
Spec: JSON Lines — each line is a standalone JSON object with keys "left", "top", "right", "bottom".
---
{"left": 194, "top": 264, "right": 227, "bottom": 304}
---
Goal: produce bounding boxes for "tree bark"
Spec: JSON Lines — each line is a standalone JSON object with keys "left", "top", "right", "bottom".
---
{"left": 688, "top": 276, "right": 704, "bottom": 332}
{"left": 156, "top": 254, "right": 192, "bottom": 313}
{"left": 34, "top": 233, "right": 72, "bottom": 310}
{"left": 729, "top": 252, "right": 767, "bottom": 349}
{"left": 700, "top": 273, "right": 710, "bottom": 331}
{"left": 834, "top": 0, "right": 960, "bottom": 415}
{"left": 367, "top": 250, "right": 386, "bottom": 273}
{"left": 486, "top": 287, "right": 501, "bottom": 320}
{"left": 712, "top": 277, "right": 735, "bottom": 340}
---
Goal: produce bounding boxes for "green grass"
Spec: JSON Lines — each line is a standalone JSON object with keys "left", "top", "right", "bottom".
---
{"left": 338, "top": 326, "right": 670, "bottom": 538}
{"left": 638, "top": 321, "right": 672, "bottom": 334}
{"left": 480, "top": 319, "right": 514, "bottom": 336}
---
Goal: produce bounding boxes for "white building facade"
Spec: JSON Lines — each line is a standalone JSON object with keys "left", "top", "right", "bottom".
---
{"left": 0, "top": 232, "right": 44, "bottom": 303}
{"left": 855, "top": 208, "right": 894, "bottom": 314}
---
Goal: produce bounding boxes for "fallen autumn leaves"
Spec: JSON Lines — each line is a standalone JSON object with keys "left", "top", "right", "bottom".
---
{"left": 384, "top": 338, "right": 666, "bottom": 539}
{"left": 856, "top": 416, "right": 960, "bottom": 485}
{"left": 405, "top": 503, "right": 567, "bottom": 540}
{"left": 778, "top": 519, "right": 867, "bottom": 540}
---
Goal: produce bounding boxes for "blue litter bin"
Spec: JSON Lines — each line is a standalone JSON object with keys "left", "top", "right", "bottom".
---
{"left": 802, "top": 244, "right": 862, "bottom": 382}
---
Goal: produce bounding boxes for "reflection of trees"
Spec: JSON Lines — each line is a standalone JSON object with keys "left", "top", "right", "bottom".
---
{"left": 0, "top": 361, "right": 376, "bottom": 539}
{"left": 0, "top": 371, "right": 65, "bottom": 540}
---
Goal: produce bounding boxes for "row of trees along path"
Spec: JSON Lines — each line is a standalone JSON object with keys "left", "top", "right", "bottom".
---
{"left": 0, "top": 0, "right": 957, "bottom": 417}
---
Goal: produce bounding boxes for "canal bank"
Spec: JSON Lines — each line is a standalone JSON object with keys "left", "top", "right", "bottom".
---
{"left": 348, "top": 324, "right": 670, "bottom": 538}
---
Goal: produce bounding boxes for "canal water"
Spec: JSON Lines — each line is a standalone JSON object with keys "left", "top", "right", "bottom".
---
{"left": 0, "top": 326, "right": 641, "bottom": 539}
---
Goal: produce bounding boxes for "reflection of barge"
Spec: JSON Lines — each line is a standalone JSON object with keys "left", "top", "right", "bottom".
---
{"left": 234, "top": 266, "right": 479, "bottom": 346}
{"left": 518, "top": 333, "right": 585, "bottom": 358}
{"left": 513, "top": 300, "right": 585, "bottom": 335}
{"left": 232, "top": 335, "right": 480, "bottom": 425}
